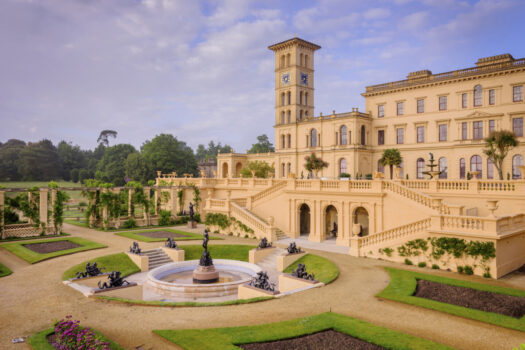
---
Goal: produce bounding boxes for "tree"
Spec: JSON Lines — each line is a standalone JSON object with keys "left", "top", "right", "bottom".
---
{"left": 141, "top": 134, "right": 199, "bottom": 179}
{"left": 247, "top": 134, "right": 275, "bottom": 154}
{"left": 379, "top": 149, "right": 403, "bottom": 179}
{"left": 304, "top": 153, "right": 328, "bottom": 178}
{"left": 97, "top": 130, "right": 118, "bottom": 147}
{"left": 125, "top": 152, "right": 148, "bottom": 184}
{"left": 78, "top": 169, "right": 90, "bottom": 184}
{"left": 483, "top": 130, "right": 518, "bottom": 180}
{"left": 240, "top": 161, "right": 274, "bottom": 178}
{"left": 57, "top": 141, "right": 86, "bottom": 181}
{"left": 17, "top": 139, "right": 61, "bottom": 181}
{"left": 95, "top": 144, "right": 137, "bottom": 186}
{"left": 0, "top": 139, "right": 26, "bottom": 181}
{"left": 70, "top": 169, "right": 79, "bottom": 183}
{"left": 195, "top": 141, "right": 233, "bottom": 161}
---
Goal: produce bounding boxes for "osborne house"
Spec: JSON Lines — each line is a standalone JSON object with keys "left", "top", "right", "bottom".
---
{"left": 157, "top": 37, "right": 525, "bottom": 279}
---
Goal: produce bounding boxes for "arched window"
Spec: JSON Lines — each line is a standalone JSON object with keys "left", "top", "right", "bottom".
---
{"left": 470, "top": 155, "right": 482, "bottom": 178}
{"left": 286, "top": 53, "right": 291, "bottom": 66}
{"left": 281, "top": 111, "right": 285, "bottom": 124}
{"left": 288, "top": 163, "right": 292, "bottom": 175}
{"left": 280, "top": 55, "right": 285, "bottom": 68}
{"left": 459, "top": 158, "right": 466, "bottom": 179}
{"left": 360, "top": 125, "right": 366, "bottom": 145}
{"left": 474, "top": 85, "right": 482, "bottom": 107}
{"left": 339, "top": 158, "right": 347, "bottom": 175}
{"left": 340, "top": 125, "right": 348, "bottom": 145}
{"left": 287, "top": 91, "right": 291, "bottom": 105}
{"left": 305, "top": 55, "right": 309, "bottom": 68}
{"left": 300, "top": 53, "right": 303, "bottom": 66}
{"left": 438, "top": 157, "right": 448, "bottom": 179}
{"left": 417, "top": 158, "right": 425, "bottom": 179}
{"left": 310, "top": 129, "right": 317, "bottom": 147}
{"left": 305, "top": 93, "right": 308, "bottom": 106}
{"left": 287, "top": 110, "right": 291, "bottom": 123}
{"left": 299, "top": 110, "right": 303, "bottom": 120}
{"left": 287, "top": 134, "right": 291, "bottom": 148}
{"left": 299, "top": 91, "right": 303, "bottom": 105}
{"left": 281, "top": 135, "right": 285, "bottom": 149}
{"left": 486, "top": 158, "right": 494, "bottom": 179}
{"left": 513, "top": 154, "right": 524, "bottom": 179}
{"left": 305, "top": 111, "right": 308, "bottom": 117}
{"left": 282, "top": 163, "right": 286, "bottom": 177}
{"left": 377, "top": 160, "right": 384, "bottom": 173}
{"left": 281, "top": 93, "right": 285, "bottom": 106}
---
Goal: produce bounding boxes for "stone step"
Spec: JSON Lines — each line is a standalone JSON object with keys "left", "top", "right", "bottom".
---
{"left": 149, "top": 257, "right": 171, "bottom": 263}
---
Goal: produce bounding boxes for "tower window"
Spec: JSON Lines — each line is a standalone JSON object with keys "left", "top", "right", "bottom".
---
{"left": 489, "top": 89, "right": 495, "bottom": 105}
{"left": 340, "top": 125, "right": 348, "bottom": 145}
{"left": 281, "top": 111, "right": 285, "bottom": 124}
{"left": 439, "top": 96, "right": 447, "bottom": 111}
{"left": 462, "top": 93, "right": 467, "bottom": 108}
{"left": 287, "top": 134, "right": 291, "bottom": 148}
{"left": 378, "top": 105, "right": 384, "bottom": 118}
{"left": 286, "top": 53, "right": 291, "bottom": 67}
{"left": 287, "top": 91, "right": 291, "bottom": 105}
{"left": 377, "top": 130, "right": 384, "bottom": 145}
{"left": 300, "top": 91, "right": 303, "bottom": 105}
{"left": 305, "top": 55, "right": 309, "bottom": 68}
{"left": 310, "top": 129, "right": 317, "bottom": 147}
{"left": 397, "top": 102, "right": 404, "bottom": 116}
{"left": 474, "top": 85, "right": 482, "bottom": 106}
{"left": 281, "top": 135, "right": 285, "bottom": 149}
{"left": 361, "top": 125, "right": 366, "bottom": 145}
{"left": 300, "top": 53, "right": 303, "bottom": 66}
{"left": 305, "top": 93, "right": 308, "bottom": 106}
{"left": 417, "top": 99, "right": 424, "bottom": 113}
{"left": 281, "top": 93, "right": 285, "bottom": 106}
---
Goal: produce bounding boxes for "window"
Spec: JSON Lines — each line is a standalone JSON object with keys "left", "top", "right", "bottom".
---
{"left": 397, "top": 102, "right": 404, "bottom": 116}
{"left": 281, "top": 135, "right": 286, "bottom": 149}
{"left": 489, "top": 89, "right": 495, "bottom": 105}
{"left": 462, "top": 93, "right": 467, "bottom": 108}
{"left": 281, "top": 111, "right": 285, "bottom": 124}
{"left": 399, "top": 161, "right": 404, "bottom": 178}
{"left": 514, "top": 85, "right": 523, "bottom": 102}
{"left": 513, "top": 117, "right": 523, "bottom": 137}
{"left": 439, "top": 96, "right": 447, "bottom": 111}
{"left": 310, "top": 129, "right": 317, "bottom": 147}
{"left": 377, "top": 160, "right": 384, "bottom": 173}
{"left": 340, "top": 125, "right": 348, "bottom": 145}
{"left": 417, "top": 126, "right": 424, "bottom": 143}
{"left": 300, "top": 53, "right": 304, "bottom": 66}
{"left": 299, "top": 110, "right": 303, "bottom": 120}
{"left": 282, "top": 163, "right": 286, "bottom": 177}
{"left": 378, "top": 130, "right": 385, "bottom": 145}
{"left": 513, "top": 155, "right": 524, "bottom": 179}
{"left": 305, "top": 93, "right": 308, "bottom": 106}
{"left": 340, "top": 158, "right": 347, "bottom": 175}
{"left": 378, "top": 105, "right": 384, "bottom": 118}
{"left": 473, "top": 121, "right": 483, "bottom": 140}
{"left": 439, "top": 124, "right": 447, "bottom": 142}
{"left": 459, "top": 158, "right": 466, "bottom": 179}
{"left": 396, "top": 128, "right": 404, "bottom": 144}
{"left": 487, "top": 158, "right": 494, "bottom": 179}
{"left": 474, "top": 85, "right": 482, "bottom": 106}
{"left": 287, "top": 91, "right": 291, "bottom": 105}
{"left": 417, "top": 99, "right": 424, "bottom": 113}
{"left": 438, "top": 157, "right": 448, "bottom": 179}
{"left": 470, "top": 155, "right": 482, "bottom": 179}
{"left": 281, "top": 93, "right": 285, "bottom": 106}
{"left": 299, "top": 91, "right": 303, "bottom": 105}
{"left": 288, "top": 163, "right": 291, "bottom": 175}
{"left": 361, "top": 125, "right": 366, "bottom": 145}
{"left": 489, "top": 120, "right": 495, "bottom": 133}
{"left": 417, "top": 158, "right": 425, "bottom": 179}
{"left": 462, "top": 122, "right": 468, "bottom": 140}
{"left": 287, "top": 134, "right": 291, "bottom": 148}
{"left": 304, "top": 55, "right": 309, "bottom": 68}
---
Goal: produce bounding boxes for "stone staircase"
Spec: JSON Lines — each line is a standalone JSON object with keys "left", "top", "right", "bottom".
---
{"left": 142, "top": 249, "right": 173, "bottom": 270}
{"left": 255, "top": 247, "right": 286, "bottom": 285}
{"left": 275, "top": 229, "right": 287, "bottom": 240}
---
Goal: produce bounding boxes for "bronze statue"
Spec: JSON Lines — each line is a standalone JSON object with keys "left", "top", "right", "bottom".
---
{"left": 287, "top": 242, "right": 302, "bottom": 254}
{"left": 291, "top": 263, "right": 315, "bottom": 280}
{"left": 258, "top": 237, "right": 272, "bottom": 249}
{"left": 129, "top": 242, "right": 141, "bottom": 255}
{"left": 76, "top": 262, "right": 104, "bottom": 279}
{"left": 98, "top": 271, "right": 129, "bottom": 289}
{"left": 249, "top": 271, "right": 275, "bottom": 292}
{"left": 165, "top": 237, "right": 177, "bottom": 249}
{"left": 199, "top": 229, "right": 213, "bottom": 266}
{"left": 330, "top": 222, "right": 338, "bottom": 237}
{"left": 189, "top": 202, "right": 194, "bottom": 222}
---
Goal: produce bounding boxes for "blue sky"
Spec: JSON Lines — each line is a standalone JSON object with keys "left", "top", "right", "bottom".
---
{"left": 1, "top": 0, "right": 524, "bottom": 152}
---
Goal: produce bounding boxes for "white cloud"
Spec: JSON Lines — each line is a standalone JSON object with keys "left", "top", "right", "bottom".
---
{"left": 363, "top": 8, "right": 390, "bottom": 20}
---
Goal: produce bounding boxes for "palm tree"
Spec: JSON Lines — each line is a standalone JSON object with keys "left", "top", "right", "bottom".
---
{"left": 379, "top": 149, "right": 402, "bottom": 179}
{"left": 483, "top": 130, "right": 518, "bottom": 180}
{"left": 304, "top": 153, "right": 328, "bottom": 178}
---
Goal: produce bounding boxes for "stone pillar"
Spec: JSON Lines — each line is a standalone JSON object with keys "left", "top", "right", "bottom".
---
{"left": 170, "top": 187, "right": 178, "bottom": 218}
{"left": 144, "top": 187, "right": 150, "bottom": 225}
{"left": 0, "top": 191, "right": 5, "bottom": 239}
{"left": 127, "top": 189, "right": 133, "bottom": 217}
{"left": 39, "top": 188, "right": 48, "bottom": 234}
{"left": 154, "top": 188, "right": 160, "bottom": 215}
{"left": 50, "top": 189, "right": 57, "bottom": 232}
{"left": 27, "top": 191, "right": 33, "bottom": 224}
{"left": 102, "top": 189, "right": 109, "bottom": 230}
{"left": 89, "top": 192, "right": 96, "bottom": 227}
{"left": 114, "top": 188, "right": 121, "bottom": 229}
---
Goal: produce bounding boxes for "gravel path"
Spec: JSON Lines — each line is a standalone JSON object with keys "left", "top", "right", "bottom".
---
{"left": 0, "top": 223, "right": 524, "bottom": 350}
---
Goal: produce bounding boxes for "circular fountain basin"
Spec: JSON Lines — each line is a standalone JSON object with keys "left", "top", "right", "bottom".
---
{"left": 147, "top": 259, "right": 261, "bottom": 299}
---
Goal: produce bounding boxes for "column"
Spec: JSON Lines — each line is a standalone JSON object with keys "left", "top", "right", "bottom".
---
{"left": 102, "top": 188, "right": 109, "bottom": 230}
{"left": 50, "top": 189, "right": 57, "bottom": 232}
{"left": 127, "top": 189, "right": 133, "bottom": 217}
{"left": 0, "top": 191, "right": 5, "bottom": 239}
{"left": 27, "top": 191, "right": 33, "bottom": 224}
{"left": 39, "top": 188, "right": 48, "bottom": 233}
{"left": 170, "top": 187, "right": 178, "bottom": 218}
{"left": 154, "top": 188, "right": 160, "bottom": 215}
{"left": 144, "top": 187, "right": 150, "bottom": 225}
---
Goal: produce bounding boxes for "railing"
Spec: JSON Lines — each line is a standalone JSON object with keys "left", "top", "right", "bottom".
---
{"left": 251, "top": 181, "right": 286, "bottom": 203}
{"left": 496, "top": 214, "right": 525, "bottom": 234}
{"left": 232, "top": 198, "right": 247, "bottom": 207}
{"left": 230, "top": 202, "right": 273, "bottom": 240}
{"left": 350, "top": 180, "right": 372, "bottom": 190}
{"left": 478, "top": 181, "right": 516, "bottom": 192}
{"left": 295, "top": 180, "right": 312, "bottom": 189}
{"left": 359, "top": 218, "right": 431, "bottom": 249}
{"left": 400, "top": 180, "right": 429, "bottom": 190}
{"left": 437, "top": 180, "right": 469, "bottom": 191}
{"left": 254, "top": 179, "right": 269, "bottom": 186}
{"left": 321, "top": 180, "right": 340, "bottom": 189}
{"left": 209, "top": 199, "right": 226, "bottom": 208}
{"left": 383, "top": 181, "right": 434, "bottom": 209}
{"left": 439, "top": 215, "right": 486, "bottom": 233}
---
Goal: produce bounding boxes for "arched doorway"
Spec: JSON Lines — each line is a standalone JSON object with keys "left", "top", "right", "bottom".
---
{"left": 222, "top": 163, "right": 229, "bottom": 178}
{"left": 299, "top": 204, "right": 310, "bottom": 237}
{"left": 325, "top": 205, "right": 338, "bottom": 239}
{"left": 235, "top": 162, "right": 242, "bottom": 178}
{"left": 354, "top": 207, "right": 369, "bottom": 236}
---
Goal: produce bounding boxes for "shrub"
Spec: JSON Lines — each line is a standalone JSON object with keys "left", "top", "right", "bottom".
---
{"left": 54, "top": 316, "right": 110, "bottom": 350}
{"left": 464, "top": 265, "right": 474, "bottom": 275}
{"left": 483, "top": 272, "right": 492, "bottom": 278}
{"left": 418, "top": 262, "right": 427, "bottom": 268}
{"left": 339, "top": 172, "right": 350, "bottom": 178}
{"left": 404, "top": 258, "right": 412, "bottom": 265}
{"left": 383, "top": 247, "right": 394, "bottom": 257}
{"left": 457, "top": 266, "right": 464, "bottom": 274}
{"left": 431, "top": 264, "right": 439, "bottom": 270}
{"left": 244, "top": 234, "right": 249, "bottom": 238}
{"left": 122, "top": 218, "right": 137, "bottom": 229}
{"left": 159, "top": 210, "right": 173, "bottom": 226}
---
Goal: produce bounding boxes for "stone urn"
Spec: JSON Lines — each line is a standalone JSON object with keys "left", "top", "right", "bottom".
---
{"left": 486, "top": 200, "right": 498, "bottom": 217}
{"left": 156, "top": 171, "right": 162, "bottom": 178}
{"left": 518, "top": 165, "right": 525, "bottom": 179}
{"left": 394, "top": 166, "right": 403, "bottom": 179}
{"left": 470, "top": 171, "right": 480, "bottom": 179}
{"left": 352, "top": 223, "right": 362, "bottom": 237}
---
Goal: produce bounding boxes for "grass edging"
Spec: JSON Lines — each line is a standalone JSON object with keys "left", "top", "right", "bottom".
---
{"left": 0, "top": 237, "right": 106, "bottom": 264}
{"left": 27, "top": 327, "right": 124, "bottom": 350}
{"left": 377, "top": 267, "right": 525, "bottom": 332}
{"left": 154, "top": 312, "right": 453, "bottom": 350}
{"left": 62, "top": 252, "right": 140, "bottom": 280}
{"left": 0, "top": 261, "right": 13, "bottom": 277}
{"left": 95, "top": 295, "right": 273, "bottom": 307}
{"left": 283, "top": 253, "right": 339, "bottom": 284}
{"left": 114, "top": 228, "right": 221, "bottom": 242}
{"left": 0, "top": 233, "right": 70, "bottom": 242}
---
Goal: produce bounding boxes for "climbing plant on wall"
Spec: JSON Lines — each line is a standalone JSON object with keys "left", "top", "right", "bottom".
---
{"left": 177, "top": 190, "right": 183, "bottom": 215}
{"left": 48, "top": 181, "right": 70, "bottom": 233}
{"left": 18, "top": 186, "right": 41, "bottom": 228}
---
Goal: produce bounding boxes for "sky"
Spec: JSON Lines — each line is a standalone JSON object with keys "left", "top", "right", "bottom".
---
{"left": 1, "top": 0, "right": 524, "bottom": 153}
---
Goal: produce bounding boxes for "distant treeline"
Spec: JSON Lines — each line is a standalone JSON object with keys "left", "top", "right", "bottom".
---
{"left": 0, "top": 133, "right": 233, "bottom": 186}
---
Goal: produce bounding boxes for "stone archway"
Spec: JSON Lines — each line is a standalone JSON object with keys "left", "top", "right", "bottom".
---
{"left": 353, "top": 207, "right": 369, "bottom": 236}
{"left": 299, "top": 204, "right": 310, "bottom": 236}
{"left": 222, "top": 162, "right": 229, "bottom": 178}
{"left": 235, "top": 162, "right": 243, "bottom": 178}
{"left": 325, "top": 205, "right": 338, "bottom": 239}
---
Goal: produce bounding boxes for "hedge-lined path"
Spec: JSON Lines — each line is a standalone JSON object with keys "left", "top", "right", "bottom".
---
{"left": 0, "top": 223, "right": 524, "bottom": 350}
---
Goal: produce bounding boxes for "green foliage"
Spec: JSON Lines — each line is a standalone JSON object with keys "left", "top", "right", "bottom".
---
{"left": 70, "top": 168, "right": 79, "bottom": 183}
{"left": 431, "top": 264, "right": 439, "bottom": 270}
{"left": 457, "top": 266, "right": 464, "bottom": 274}
{"left": 397, "top": 239, "right": 428, "bottom": 257}
{"left": 17, "top": 139, "right": 61, "bottom": 181}
{"left": 177, "top": 190, "right": 183, "bottom": 214}
{"left": 193, "top": 186, "right": 201, "bottom": 212}
{"left": 379, "top": 148, "right": 403, "bottom": 179}
{"left": 115, "top": 229, "right": 212, "bottom": 242}
{"left": 181, "top": 244, "right": 254, "bottom": 262}
{"left": 0, "top": 139, "right": 26, "bottom": 181}
{"left": 51, "top": 188, "right": 70, "bottom": 233}
{"left": 512, "top": 344, "right": 525, "bottom": 350}
{"left": 247, "top": 134, "right": 275, "bottom": 154}
{"left": 159, "top": 210, "right": 173, "bottom": 226}
{"left": 378, "top": 247, "right": 394, "bottom": 257}
{"left": 205, "top": 213, "right": 231, "bottom": 229}
{"left": 0, "top": 261, "right": 12, "bottom": 277}
{"left": 240, "top": 161, "right": 274, "bottom": 178}
{"left": 484, "top": 130, "right": 518, "bottom": 180}
{"left": 195, "top": 140, "right": 232, "bottom": 162}
{"left": 339, "top": 172, "right": 351, "bottom": 178}
{"left": 418, "top": 262, "right": 427, "bottom": 268}
{"left": 97, "top": 129, "right": 118, "bottom": 147}
{"left": 96, "top": 144, "right": 137, "bottom": 186}
{"left": 125, "top": 152, "right": 148, "bottom": 184}
{"left": 463, "top": 265, "right": 474, "bottom": 275}
{"left": 404, "top": 258, "right": 413, "bottom": 265}
{"left": 304, "top": 153, "right": 328, "bottom": 175}
{"left": 122, "top": 218, "right": 137, "bottom": 229}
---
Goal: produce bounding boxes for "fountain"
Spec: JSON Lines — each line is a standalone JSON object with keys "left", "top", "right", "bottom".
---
{"left": 422, "top": 152, "right": 442, "bottom": 179}
{"left": 192, "top": 229, "right": 219, "bottom": 283}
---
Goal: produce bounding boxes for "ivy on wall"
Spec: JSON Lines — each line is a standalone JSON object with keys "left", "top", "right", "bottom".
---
{"left": 48, "top": 181, "right": 70, "bottom": 233}
{"left": 205, "top": 213, "right": 254, "bottom": 236}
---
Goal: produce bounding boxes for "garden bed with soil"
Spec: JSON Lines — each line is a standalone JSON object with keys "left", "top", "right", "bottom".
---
{"left": 238, "top": 330, "right": 386, "bottom": 350}
{"left": 414, "top": 279, "right": 525, "bottom": 318}
{"left": 137, "top": 231, "right": 188, "bottom": 239}
{"left": 23, "top": 240, "right": 81, "bottom": 254}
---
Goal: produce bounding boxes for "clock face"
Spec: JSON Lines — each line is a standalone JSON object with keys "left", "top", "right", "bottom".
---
{"left": 281, "top": 73, "right": 290, "bottom": 85}
{"left": 300, "top": 73, "right": 308, "bottom": 86}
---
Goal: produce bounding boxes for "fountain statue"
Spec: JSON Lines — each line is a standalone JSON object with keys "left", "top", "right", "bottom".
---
{"left": 258, "top": 237, "right": 272, "bottom": 249}
{"left": 422, "top": 152, "right": 443, "bottom": 179}
{"left": 291, "top": 263, "right": 315, "bottom": 281}
{"left": 165, "top": 237, "right": 177, "bottom": 249}
{"left": 192, "top": 229, "right": 219, "bottom": 283}
{"left": 75, "top": 262, "right": 105, "bottom": 279}
{"left": 97, "top": 271, "right": 129, "bottom": 289}
{"left": 129, "top": 242, "right": 141, "bottom": 255}
{"left": 286, "top": 242, "right": 302, "bottom": 254}
{"left": 248, "top": 271, "right": 275, "bottom": 292}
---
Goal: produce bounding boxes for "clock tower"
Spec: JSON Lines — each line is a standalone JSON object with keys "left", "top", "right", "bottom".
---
{"left": 268, "top": 38, "right": 320, "bottom": 151}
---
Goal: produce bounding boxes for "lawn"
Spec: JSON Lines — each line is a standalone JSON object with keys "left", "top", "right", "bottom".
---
{"left": 114, "top": 228, "right": 220, "bottom": 242}
{"left": 154, "top": 312, "right": 454, "bottom": 350}
{"left": 0, "top": 261, "right": 12, "bottom": 277}
{"left": 181, "top": 244, "right": 255, "bottom": 262}
{"left": 284, "top": 253, "right": 339, "bottom": 284}
{"left": 95, "top": 295, "right": 273, "bottom": 307}
{"left": 62, "top": 252, "right": 140, "bottom": 280}
{"left": 28, "top": 327, "right": 124, "bottom": 350}
{"left": 0, "top": 237, "right": 106, "bottom": 264}
{"left": 377, "top": 267, "right": 525, "bottom": 332}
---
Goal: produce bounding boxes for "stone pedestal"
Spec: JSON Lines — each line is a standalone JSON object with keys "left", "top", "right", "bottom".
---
{"left": 187, "top": 220, "right": 197, "bottom": 229}
{"left": 192, "top": 265, "right": 219, "bottom": 284}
